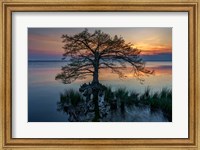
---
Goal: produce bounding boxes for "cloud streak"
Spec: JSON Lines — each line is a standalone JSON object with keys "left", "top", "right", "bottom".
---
{"left": 28, "top": 28, "right": 172, "bottom": 60}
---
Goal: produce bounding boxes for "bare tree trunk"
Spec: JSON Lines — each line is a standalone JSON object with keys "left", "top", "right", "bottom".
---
{"left": 93, "top": 90, "right": 100, "bottom": 121}
{"left": 92, "top": 63, "right": 100, "bottom": 121}
{"left": 92, "top": 65, "right": 99, "bottom": 84}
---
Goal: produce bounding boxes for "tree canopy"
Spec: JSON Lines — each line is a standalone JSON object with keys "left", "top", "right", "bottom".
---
{"left": 56, "top": 29, "right": 153, "bottom": 84}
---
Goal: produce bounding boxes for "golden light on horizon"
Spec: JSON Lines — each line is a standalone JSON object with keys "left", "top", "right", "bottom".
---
{"left": 28, "top": 28, "right": 172, "bottom": 60}
{"left": 133, "top": 42, "right": 172, "bottom": 55}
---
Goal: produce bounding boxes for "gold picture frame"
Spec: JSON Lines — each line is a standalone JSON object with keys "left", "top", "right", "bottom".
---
{"left": 0, "top": 0, "right": 199, "bottom": 149}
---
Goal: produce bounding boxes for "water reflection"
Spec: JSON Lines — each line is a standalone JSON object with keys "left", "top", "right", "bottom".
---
{"left": 28, "top": 61, "right": 172, "bottom": 122}
{"left": 56, "top": 87, "right": 171, "bottom": 122}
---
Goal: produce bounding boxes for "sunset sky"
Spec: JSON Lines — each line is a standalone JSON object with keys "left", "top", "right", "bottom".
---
{"left": 28, "top": 28, "right": 172, "bottom": 61}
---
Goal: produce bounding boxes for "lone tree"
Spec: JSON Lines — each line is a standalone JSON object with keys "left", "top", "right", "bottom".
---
{"left": 56, "top": 29, "right": 153, "bottom": 121}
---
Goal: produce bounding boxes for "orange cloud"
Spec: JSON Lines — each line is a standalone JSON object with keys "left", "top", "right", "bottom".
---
{"left": 133, "top": 43, "right": 172, "bottom": 55}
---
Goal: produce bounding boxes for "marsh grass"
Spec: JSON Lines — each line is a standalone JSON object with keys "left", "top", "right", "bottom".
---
{"left": 58, "top": 86, "right": 172, "bottom": 121}
{"left": 57, "top": 89, "right": 83, "bottom": 112}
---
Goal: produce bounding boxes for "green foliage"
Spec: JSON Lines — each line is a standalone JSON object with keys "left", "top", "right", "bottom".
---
{"left": 58, "top": 86, "right": 172, "bottom": 121}
{"left": 115, "top": 88, "right": 129, "bottom": 113}
{"left": 57, "top": 93, "right": 68, "bottom": 112}
{"left": 113, "top": 87, "right": 171, "bottom": 121}
{"left": 104, "top": 86, "right": 114, "bottom": 104}
{"left": 139, "top": 87, "right": 151, "bottom": 105}
{"left": 67, "top": 89, "right": 83, "bottom": 106}
{"left": 158, "top": 88, "right": 172, "bottom": 121}
{"left": 127, "top": 91, "right": 139, "bottom": 106}
{"left": 138, "top": 88, "right": 172, "bottom": 121}
{"left": 115, "top": 88, "right": 129, "bottom": 102}
{"left": 59, "top": 89, "right": 83, "bottom": 107}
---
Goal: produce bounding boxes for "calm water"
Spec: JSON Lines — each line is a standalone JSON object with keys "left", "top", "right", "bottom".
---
{"left": 28, "top": 61, "right": 172, "bottom": 122}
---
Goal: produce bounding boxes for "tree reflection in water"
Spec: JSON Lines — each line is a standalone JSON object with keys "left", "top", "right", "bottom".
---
{"left": 57, "top": 86, "right": 171, "bottom": 122}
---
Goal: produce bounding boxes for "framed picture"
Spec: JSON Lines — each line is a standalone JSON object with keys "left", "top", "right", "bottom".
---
{"left": 0, "top": 0, "right": 199, "bottom": 149}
